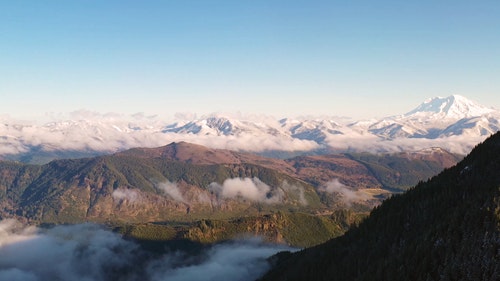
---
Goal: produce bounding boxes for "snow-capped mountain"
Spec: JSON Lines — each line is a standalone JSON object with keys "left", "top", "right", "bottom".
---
{"left": 439, "top": 114, "right": 500, "bottom": 137}
{"left": 355, "top": 95, "right": 499, "bottom": 140}
{"left": 0, "top": 95, "right": 498, "bottom": 163}
{"left": 404, "top": 95, "right": 495, "bottom": 119}
{"left": 280, "top": 119, "right": 344, "bottom": 142}
{"left": 162, "top": 116, "right": 285, "bottom": 137}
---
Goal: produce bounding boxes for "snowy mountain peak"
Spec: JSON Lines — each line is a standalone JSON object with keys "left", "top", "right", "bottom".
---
{"left": 404, "top": 95, "right": 495, "bottom": 119}
{"left": 1, "top": 95, "right": 499, "bottom": 162}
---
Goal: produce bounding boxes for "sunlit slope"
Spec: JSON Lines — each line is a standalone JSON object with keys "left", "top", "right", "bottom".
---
{"left": 0, "top": 142, "right": 462, "bottom": 247}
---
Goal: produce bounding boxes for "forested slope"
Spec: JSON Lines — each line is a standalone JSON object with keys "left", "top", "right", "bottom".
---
{"left": 260, "top": 133, "right": 500, "bottom": 281}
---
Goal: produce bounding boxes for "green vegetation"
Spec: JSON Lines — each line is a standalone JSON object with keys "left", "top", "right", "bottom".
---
{"left": 114, "top": 210, "right": 365, "bottom": 248}
{"left": 116, "top": 223, "right": 178, "bottom": 241}
{"left": 346, "top": 151, "right": 462, "bottom": 190}
{"left": 260, "top": 133, "right": 500, "bottom": 281}
{"left": 0, "top": 142, "right": 461, "bottom": 249}
{"left": 278, "top": 211, "right": 363, "bottom": 247}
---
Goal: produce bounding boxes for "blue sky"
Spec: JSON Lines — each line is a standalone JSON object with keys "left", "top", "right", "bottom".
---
{"left": 1, "top": 1, "right": 499, "bottom": 119}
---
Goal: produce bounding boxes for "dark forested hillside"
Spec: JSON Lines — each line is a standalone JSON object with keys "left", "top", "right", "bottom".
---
{"left": 259, "top": 133, "right": 500, "bottom": 281}
{"left": 345, "top": 148, "right": 462, "bottom": 190}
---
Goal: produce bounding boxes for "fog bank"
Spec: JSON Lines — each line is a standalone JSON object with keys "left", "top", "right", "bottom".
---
{"left": 0, "top": 220, "right": 292, "bottom": 281}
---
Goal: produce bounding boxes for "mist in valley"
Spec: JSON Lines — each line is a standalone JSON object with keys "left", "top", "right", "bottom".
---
{"left": 0, "top": 220, "right": 293, "bottom": 281}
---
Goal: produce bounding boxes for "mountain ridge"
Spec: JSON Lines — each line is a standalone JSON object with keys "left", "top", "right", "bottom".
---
{"left": 0, "top": 95, "right": 498, "bottom": 164}
{"left": 0, "top": 142, "right": 461, "bottom": 226}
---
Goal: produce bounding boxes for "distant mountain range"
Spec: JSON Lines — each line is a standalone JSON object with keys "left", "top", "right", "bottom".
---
{"left": 1, "top": 95, "right": 498, "bottom": 163}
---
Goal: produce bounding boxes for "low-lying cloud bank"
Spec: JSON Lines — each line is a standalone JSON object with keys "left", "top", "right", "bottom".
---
{"left": 147, "top": 238, "right": 291, "bottom": 281}
{"left": 323, "top": 133, "right": 484, "bottom": 155}
{"left": 0, "top": 219, "right": 293, "bottom": 281}
{"left": 0, "top": 112, "right": 490, "bottom": 163}
{"left": 0, "top": 219, "right": 138, "bottom": 281}
{"left": 0, "top": 115, "right": 319, "bottom": 157}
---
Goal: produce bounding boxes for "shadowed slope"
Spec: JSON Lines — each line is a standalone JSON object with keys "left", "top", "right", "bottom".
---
{"left": 260, "top": 133, "right": 500, "bottom": 281}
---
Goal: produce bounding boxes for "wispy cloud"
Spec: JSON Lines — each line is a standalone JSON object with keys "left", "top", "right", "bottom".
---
{"left": 281, "top": 181, "right": 308, "bottom": 206}
{"left": 319, "top": 179, "right": 370, "bottom": 207}
{"left": 112, "top": 188, "right": 141, "bottom": 203}
{"left": 156, "top": 181, "right": 188, "bottom": 204}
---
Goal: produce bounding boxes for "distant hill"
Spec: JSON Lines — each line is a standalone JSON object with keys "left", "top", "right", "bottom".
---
{"left": 0, "top": 142, "right": 461, "bottom": 247}
{"left": 259, "top": 132, "right": 500, "bottom": 281}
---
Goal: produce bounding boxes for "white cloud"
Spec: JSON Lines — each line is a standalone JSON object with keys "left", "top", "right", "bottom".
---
{"left": 208, "top": 177, "right": 283, "bottom": 204}
{"left": 112, "top": 188, "right": 141, "bottom": 203}
{"left": 162, "top": 133, "right": 320, "bottom": 153}
{"left": 156, "top": 181, "right": 187, "bottom": 203}
{"left": 281, "top": 181, "right": 308, "bottom": 206}
{"left": 0, "top": 220, "right": 38, "bottom": 247}
{"left": 0, "top": 112, "right": 490, "bottom": 161}
{"left": 0, "top": 116, "right": 320, "bottom": 158}
{"left": 148, "top": 238, "right": 293, "bottom": 281}
{"left": 0, "top": 220, "right": 293, "bottom": 281}
{"left": 0, "top": 220, "right": 139, "bottom": 281}
{"left": 319, "top": 179, "right": 370, "bottom": 207}
{"left": 324, "top": 133, "right": 484, "bottom": 155}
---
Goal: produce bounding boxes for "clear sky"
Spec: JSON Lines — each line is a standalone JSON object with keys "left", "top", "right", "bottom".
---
{"left": 1, "top": 0, "right": 499, "bottom": 120}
